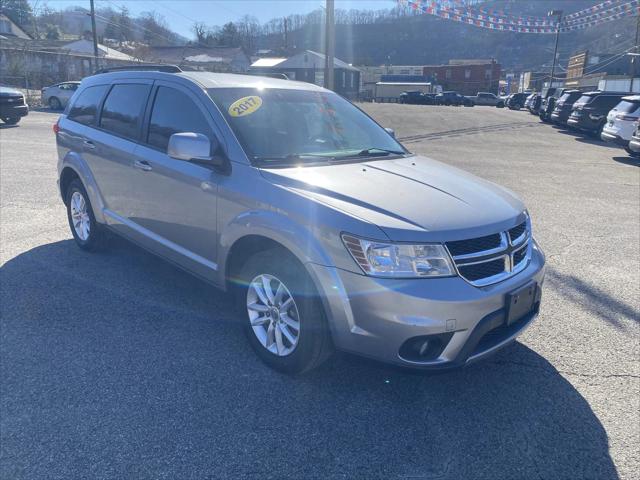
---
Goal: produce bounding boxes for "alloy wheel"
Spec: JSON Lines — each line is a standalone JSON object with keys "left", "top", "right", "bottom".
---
{"left": 70, "top": 191, "right": 91, "bottom": 241}
{"left": 246, "top": 274, "right": 301, "bottom": 356}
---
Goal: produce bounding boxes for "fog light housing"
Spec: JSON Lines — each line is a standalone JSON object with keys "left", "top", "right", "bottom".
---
{"left": 399, "top": 333, "right": 454, "bottom": 362}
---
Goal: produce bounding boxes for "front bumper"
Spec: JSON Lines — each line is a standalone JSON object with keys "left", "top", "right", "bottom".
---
{"left": 0, "top": 104, "right": 28, "bottom": 118}
{"left": 309, "top": 241, "right": 546, "bottom": 369}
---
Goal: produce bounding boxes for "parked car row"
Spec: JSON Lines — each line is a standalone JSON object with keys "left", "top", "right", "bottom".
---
{"left": 520, "top": 88, "right": 640, "bottom": 156}
{"left": 399, "top": 90, "right": 506, "bottom": 108}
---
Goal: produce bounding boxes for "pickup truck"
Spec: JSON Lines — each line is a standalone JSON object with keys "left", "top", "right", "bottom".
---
{"left": 466, "top": 92, "right": 505, "bottom": 108}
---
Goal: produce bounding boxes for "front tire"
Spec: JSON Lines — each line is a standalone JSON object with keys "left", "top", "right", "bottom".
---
{"left": 49, "top": 97, "right": 62, "bottom": 110}
{"left": 3, "top": 117, "right": 19, "bottom": 125}
{"left": 65, "top": 178, "right": 107, "bottom": 251}
{"left": 236, "top": 249, "right": 333, "bottom": 374}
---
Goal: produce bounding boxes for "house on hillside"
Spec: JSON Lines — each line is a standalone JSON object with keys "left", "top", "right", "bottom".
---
{"left": 62, "top": 39, "right": 138, "bottom": 61}
{"left": 144, "top": 46, "right": 251, "bottom": 73}
{"left": 0, "top": 37, "right": 140, "bottom": 89}
{"left": 249, "top": 50, "right": 360, "bottom": 98}
{"left": 0, "top": 13, "right": 31, "bottom": 40}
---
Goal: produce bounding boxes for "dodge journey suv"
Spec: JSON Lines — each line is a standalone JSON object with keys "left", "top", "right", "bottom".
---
{"left": 56, "top": 66, "right": 545, "bottom": 374}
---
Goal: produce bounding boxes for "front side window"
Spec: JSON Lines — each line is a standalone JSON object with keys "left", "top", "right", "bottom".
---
{"left": 99, "top": 84, "right": 150, "bottom": 140}
{"left": 67, "top": 85, "right": 109, "bottom": 125}
{"left": 208, "top": 88, "right": 405, "bottom": 166}
{"left": 147, "top": 87, "right": 213, "bottom": 152}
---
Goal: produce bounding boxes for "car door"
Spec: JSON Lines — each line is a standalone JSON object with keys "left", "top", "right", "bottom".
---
{"left": 81, "top": 80, "right": 153, "bottom": 218}
{"left": 119, "top": 81, "right": 224, "bottom": 278}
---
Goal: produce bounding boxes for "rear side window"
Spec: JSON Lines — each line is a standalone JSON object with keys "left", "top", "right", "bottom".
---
{"left": 147, "top": 87, "right": 213, "bottom": 152}
{"left": 592, "top": 95, "right": 624, "bottom": 110}
{"left": 100, "top": 84, "right": 150, "bottom": 140}
{"left": 68, "top": 85, "right": 108, "bottom": 125}
{"left": 612, "top": 100, "right": 640, "bottom": 114}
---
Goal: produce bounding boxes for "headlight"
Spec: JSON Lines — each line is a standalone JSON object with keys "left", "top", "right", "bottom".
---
{"left": 342, "top": 234, "right": 456, "bottom": 278}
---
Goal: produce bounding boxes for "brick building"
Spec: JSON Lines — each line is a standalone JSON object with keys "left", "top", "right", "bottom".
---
{"left": 422, "top": 59, "right": 501, "bottom": 95}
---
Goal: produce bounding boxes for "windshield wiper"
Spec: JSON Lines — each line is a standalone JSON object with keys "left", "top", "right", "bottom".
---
{"left": 332, "top": 148, "right": 405, "bottom": 159}
{"left": 254, "top": 153, "right": 336, "bottom": 163}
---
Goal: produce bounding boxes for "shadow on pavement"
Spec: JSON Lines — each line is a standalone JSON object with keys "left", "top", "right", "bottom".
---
{"left": 612, "top": 155, "right": 640, "bottom": 167}
{"left": 546, "top": 268, "right": 639, "bottom": 329}
{"left": 0, "top": 239, "right": 619, "bottom": 479}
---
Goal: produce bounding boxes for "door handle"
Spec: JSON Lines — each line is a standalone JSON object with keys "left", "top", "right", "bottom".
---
{"left": 83, "top": 140, "right": 96, "bottom": 150}
{"left": 133, "top": 160, "right": 153, "bottom": 172}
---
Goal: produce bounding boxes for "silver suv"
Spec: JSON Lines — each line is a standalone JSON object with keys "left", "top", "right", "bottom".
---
{"left": 56, "top": 67, "right": 545, "bottom": 373}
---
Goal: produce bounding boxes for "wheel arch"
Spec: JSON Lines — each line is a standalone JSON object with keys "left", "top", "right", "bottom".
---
{"left": 219, "top": 210, "right": 337, "bottom": 292}
{"left": 58, "top": 153, "right": 106, "bottom": 223}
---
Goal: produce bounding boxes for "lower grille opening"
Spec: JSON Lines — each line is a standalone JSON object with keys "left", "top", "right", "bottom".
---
{"left": 472, "top": 303, "right": 540, "bottom": 356}
{"left": 399, "top": 333, "right": 454, "bottom": 362}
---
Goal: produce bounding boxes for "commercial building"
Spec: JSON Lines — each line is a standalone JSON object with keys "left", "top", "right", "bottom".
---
{"left": 564, "top": 51, "right": 637, "bottom": 92}
{"left": 422, "top": 59, "right": 501, "bottom": 95}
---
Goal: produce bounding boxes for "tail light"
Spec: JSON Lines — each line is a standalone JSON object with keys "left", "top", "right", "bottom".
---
{"left": 616, "top": 114, "right": 639, "bottom": 122}
{"left": 53, "top": 118, "right": 60, "bottom": 134}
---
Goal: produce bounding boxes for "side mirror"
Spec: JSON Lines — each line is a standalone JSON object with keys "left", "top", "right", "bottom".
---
{"left": 167, "top": 132, "right": 224, "bottom": 167}
{"left": 385, "top": 127, "right": 396, "bottom": 138}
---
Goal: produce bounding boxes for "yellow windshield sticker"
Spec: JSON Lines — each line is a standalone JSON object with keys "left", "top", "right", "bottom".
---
{"left": 228, "top": 96, "right": 262, "bottom": 117}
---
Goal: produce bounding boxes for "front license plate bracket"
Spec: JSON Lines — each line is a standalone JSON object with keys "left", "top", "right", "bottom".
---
{"left": 506, "top": 282, "right": 537, "bottom": 325}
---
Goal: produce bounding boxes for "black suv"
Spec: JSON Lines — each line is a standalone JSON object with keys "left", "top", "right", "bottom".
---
{"left": 550, "top": 90, "right": 583, "bottom": 125}
{"left": 0, "top": 86, "right": 29, "bottom": 125}
{"left": 507, "top": 92, "right": 529, "bottom": 110}
{"left": 567, "top": 91, "right": 628, "bottom": 137}
{"left": 399, "top": 91, "right": 435, "bottom": 105}
{"left": 435, "top": 91, "right": 472, "bottom": 106}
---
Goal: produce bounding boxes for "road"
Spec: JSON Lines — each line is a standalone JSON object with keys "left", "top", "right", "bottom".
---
{"left": 1, "top": 107, "right": 638, "bottom": 479}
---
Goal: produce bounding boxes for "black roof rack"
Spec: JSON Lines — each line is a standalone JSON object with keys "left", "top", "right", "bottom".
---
{"left": 94, "top": 64, "right": 182, "bottom": 75}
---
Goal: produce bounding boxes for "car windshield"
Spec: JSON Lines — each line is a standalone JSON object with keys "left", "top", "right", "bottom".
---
{"left": 208, "top": 87, "right": 405, "bottom": 166}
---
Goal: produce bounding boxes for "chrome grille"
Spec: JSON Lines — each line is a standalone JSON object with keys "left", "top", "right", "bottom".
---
{"left": 445, "top": 219, "right": 531, "bottom": 287}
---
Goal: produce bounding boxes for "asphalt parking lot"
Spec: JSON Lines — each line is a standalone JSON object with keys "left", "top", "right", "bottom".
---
{"left": 1, "top": 106, "right": 639, "bottom": 479}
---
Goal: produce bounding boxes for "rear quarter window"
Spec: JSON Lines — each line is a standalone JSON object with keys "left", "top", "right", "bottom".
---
{"left": 592, "top": 96, "right": 624, "bottom": 110}
{"left": 67, "top": 85, "right": 109, "bottom": 125}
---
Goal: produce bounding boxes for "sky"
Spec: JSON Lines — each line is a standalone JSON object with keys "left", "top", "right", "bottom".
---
{"left": 31, "top": 1, "right": 398, "bottom": 38}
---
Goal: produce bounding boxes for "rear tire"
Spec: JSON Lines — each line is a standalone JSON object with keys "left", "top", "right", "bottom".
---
{"left": 3, "top": 117, "right": 19, "bottom": 125}
{"left": 235, "top": 248, "right": 333, "bottom": 374}
{"left": 65, "top": 178, "right": 107, "bottom": 252}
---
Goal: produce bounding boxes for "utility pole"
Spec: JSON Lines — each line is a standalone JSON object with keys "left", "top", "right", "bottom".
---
{"left": 632, "top": 9, "right": 639, "bottom": 92}
{"left": 548, "top": 9, "right": 563, "bottom": 89}
{"left": 283, "top": 18, "right": 288, "bottom": 55}
{"left": 324, "top": 0, "right": 335, "bottom": 91}
{"left": 89, "top": 0, "right": 100, "bottom": 71}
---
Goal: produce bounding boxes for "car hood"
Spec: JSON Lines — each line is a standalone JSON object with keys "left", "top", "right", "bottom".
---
{"left": 0, "top": 86, "right": 23, "bottom": 97}
{"left": 260, "top": 155, "right": 526, "bottom": 242}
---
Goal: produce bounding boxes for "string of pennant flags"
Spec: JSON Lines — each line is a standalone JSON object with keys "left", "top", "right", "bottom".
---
{"left": 397, "top": 0, "right": 639, "bottom": 33}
